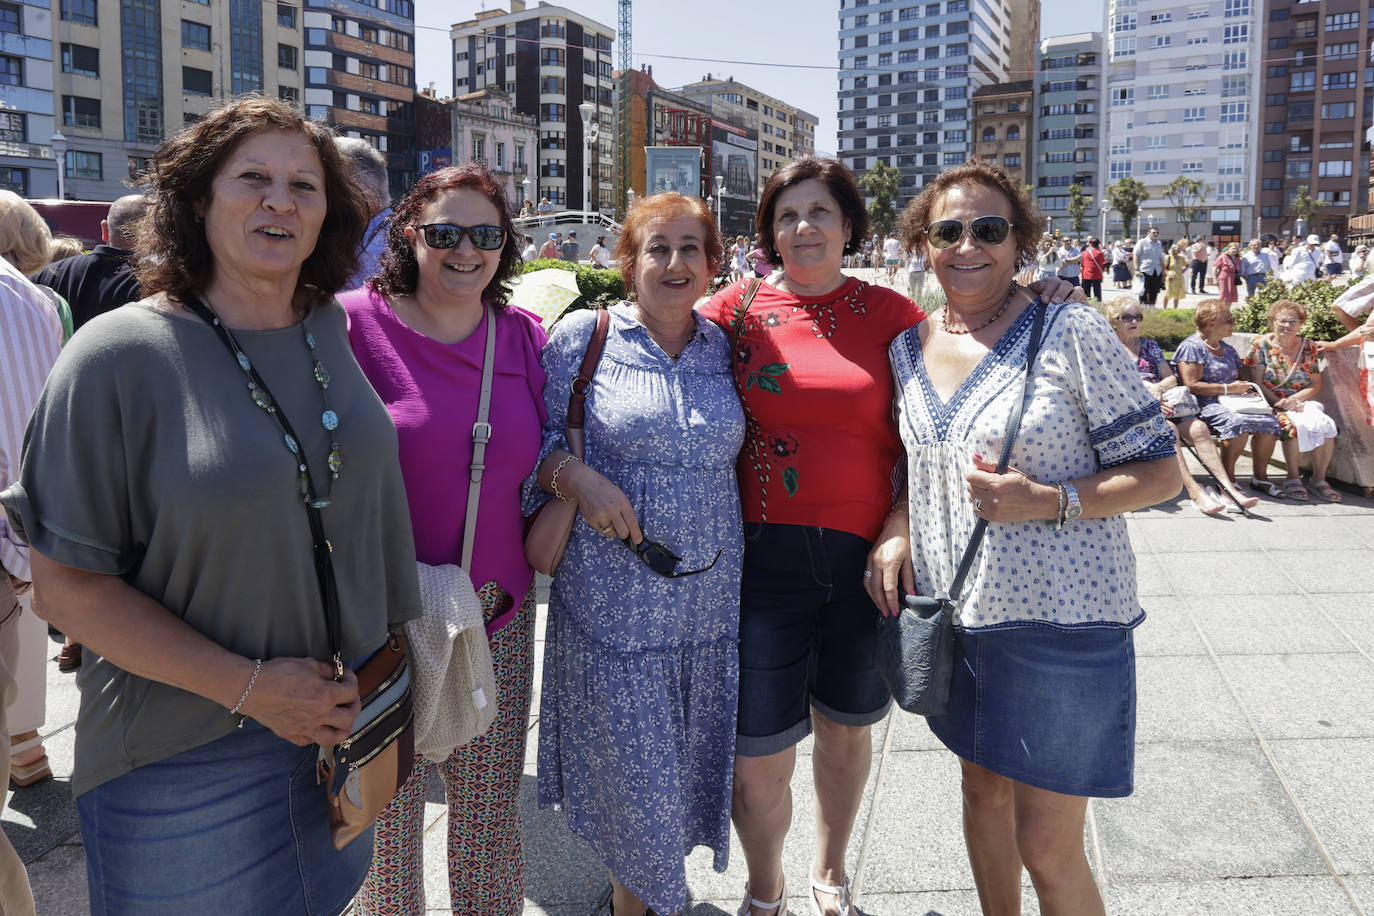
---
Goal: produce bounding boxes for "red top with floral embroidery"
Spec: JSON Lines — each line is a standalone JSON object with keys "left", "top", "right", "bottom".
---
{"left": 700, "top": 276, "right": 926, "bottom": 541}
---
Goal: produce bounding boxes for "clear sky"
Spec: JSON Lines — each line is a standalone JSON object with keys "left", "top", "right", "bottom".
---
{"left": 413, "top": 1, "right": 1105, "bottom": 159}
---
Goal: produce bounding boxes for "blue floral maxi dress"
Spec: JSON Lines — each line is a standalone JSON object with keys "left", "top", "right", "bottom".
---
{"left": 1173, "top": 333, "right": 1282, "bottom": 440}
{"left": 525, "top": 304, "right": 745, "bottom": 914}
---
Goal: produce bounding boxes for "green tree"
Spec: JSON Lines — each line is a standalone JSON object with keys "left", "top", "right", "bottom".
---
{"left": 858, "top": 161, "right": 902, "bottom": 237}
{"left": 1067, "top": 183, "right": 1091, "bottom": 235}
{"left": 1162, "top": 176, "right": 1213, "bottom": 241}
{"left": 1290, "top": 185, "right": 1328, "bottom": 235}
{"left": 1105, "top": 178, "right": 1149, "bottom": 239}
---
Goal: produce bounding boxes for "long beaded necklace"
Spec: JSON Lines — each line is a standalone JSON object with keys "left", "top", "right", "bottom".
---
{"left": 187, "top": 295, "right": 342, "bottom": 508}
{"left": 941, "top": 282, "right": 1018, "bottom": 335}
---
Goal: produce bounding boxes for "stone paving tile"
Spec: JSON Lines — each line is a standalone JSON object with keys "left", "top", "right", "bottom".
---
{"left": 886, "top": 708, "right": 947, "bottom": 752}
{"left": 1266, "top": 739, "right": 1374, "bottom": 876}
{"left": 1219, "top": 654, "right": 1374, "bottom": 739}
{"left": 1321, "top": 595, "right": 1374, "bottom": 658}
{"left": 1346, "top": 875, "right": 1374, "bottom": 913}
{"left": 23, "top": 836, "right": 86, "bottom": 916}
{"left": 1274, "top": 550, "right": 1374, "bottom": 594}
{"left": 1103, "top": 876, "right": 1359, "bottom": 914}
{"left": 1165, "top": 552, "right": 1304, "bottom": 596}
{"left": 1132, "top": 553, "right": 1174, "bottom": 597}
{"left": 1134, "top": 656, "right": 1252, "bottom": 743}
{"left": 1129, "top": 515, "right": 1261, "bottom": 554}
{"left": 1132, "top": 597, "right": 1208, "bottom": 658}
{"left": 1093, "top": 742, "right": 1326, "bottom": 881}
{"left": 1187, "top": 597, "right": 1357, "bottom": 656}
{"left": 1335, "top": 514, "right": 1374, "bottom": 549}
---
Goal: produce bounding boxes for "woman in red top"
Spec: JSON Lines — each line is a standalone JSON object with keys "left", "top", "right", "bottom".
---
{"left": 1080, "top": 236, "right": 1107, "bottom": 302}
{"left": 701, "top": 157, "right": 1077, "bottom": 916}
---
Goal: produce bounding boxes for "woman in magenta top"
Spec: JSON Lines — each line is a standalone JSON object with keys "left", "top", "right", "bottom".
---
{"left": 341, "top": 165, "right": 547, "bottom": 916}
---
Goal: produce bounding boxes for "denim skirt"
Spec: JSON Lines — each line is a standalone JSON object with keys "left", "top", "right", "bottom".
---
{"left": 926, "top": 624, "right": 1137, "bottom": 798}
{"left": 76, "top": 719, "right": 373, "bottom": 915}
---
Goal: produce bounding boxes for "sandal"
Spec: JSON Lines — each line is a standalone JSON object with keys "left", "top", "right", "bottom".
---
{"left": 9, "top": 731, "right": 51, "bottom": 787}
{"left": 1282, "top": 478, "right": 1309, "bottom": 501}
{"left": 58, "top": 641, "right": 82, "bottom": 672}
{"left": 1311, "top": 481, "right": 1344, "bottom": 502}
{"left": 1192, "top": 486, "right": 1226, "bottom": 516}
{"left": 810, "top": 874, "right": 852, "bottom": 916}
{"left": 737, "top": 878, "right": 786, "bottom": 916}
{"left": 1250, "top": 479, "right": 1285, "bottom": 498}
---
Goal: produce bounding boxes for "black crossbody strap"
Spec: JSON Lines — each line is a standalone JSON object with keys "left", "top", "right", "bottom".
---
{"left": 185, "top": 296, "right": 347, "bottom": 677}
{"left": 946, "top": 299, "right": 1047, "bottom": 602}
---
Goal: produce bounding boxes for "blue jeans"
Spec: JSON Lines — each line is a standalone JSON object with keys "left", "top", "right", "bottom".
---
{"left": 78, "top": 718, "right": 373, "bottom": 915}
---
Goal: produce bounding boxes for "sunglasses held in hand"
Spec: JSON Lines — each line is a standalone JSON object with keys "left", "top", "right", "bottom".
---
{"left": 622, "top": 535, "right": 721, "bottom": 579}
{"left": 925, "top": 216, "right": 1013, "bottom": 249}
{"left": 415, "top": 223, "right": 506, "bottom": 251}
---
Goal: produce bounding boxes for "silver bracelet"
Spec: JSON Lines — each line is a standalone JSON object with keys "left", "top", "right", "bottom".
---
{"left": 230, "top": 658, "right": 263, "bottom": 717}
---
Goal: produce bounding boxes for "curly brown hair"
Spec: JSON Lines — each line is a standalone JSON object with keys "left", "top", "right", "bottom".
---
{"left": 132, "top": 96, "right": 369, "bottom": 313}
{"left": 755, "top": 156, "right": 868, "bottom": 265}
{"left": 895, "top": 159, "right": 1042, "bottom": 268}
{"left": 1193, "top": 298, "right": 1233, "bottom": 333}
{"left": 373, "top": 164, "right": 521, "bottom": 306}
{"left": 613, "top": 192, "right": 723, "bottom": 298}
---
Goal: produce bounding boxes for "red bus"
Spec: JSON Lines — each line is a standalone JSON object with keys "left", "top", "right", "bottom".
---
{"left": 28, "top": 199, "right": 112, "bottom": 248}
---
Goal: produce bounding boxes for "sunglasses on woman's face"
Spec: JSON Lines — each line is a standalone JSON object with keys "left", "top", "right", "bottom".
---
{"left": 1119, "top": 312, "right": 1143, "bottom": 322}
{"left": 925, "top": 216, "right": 1013, "bottom": 249}
{"left": 415, "top": 223, "right": 506, "bottom": 251}
{"left": 622, "top": 535, "right": 722, "bottom": 579}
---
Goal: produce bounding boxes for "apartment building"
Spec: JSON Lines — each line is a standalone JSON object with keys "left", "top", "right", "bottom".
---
{"left": 0, "top": 0, "right": 56, "bottom": 198}
{"left": 1036, "top": 33, "right": 1103, "bottom": 235}
{"left": 451, "top": 2, "right": 614, "bottom": 212}
{"left": 44, "top": 0, "right": 306, "bottom": 201}
{"left": 678, "top": 74, "right": 817, "bottom": 195}
{"left": 971, "top": 80, "right": 1031, "bottom": 189}
{"left": 302, "top": 0, "right": 417, "bottom": 197}
{"left": 836, "top": 0, "right": 1027, "bottom": 207}
{"left": 1258, "top": 0, "right": 1372, "bottom": 239}
{"left": 452, "top": 87, "right": 537, "bottom": 209}
{"left": 1100, "top": 0, "right": 1260, "bottom": 245}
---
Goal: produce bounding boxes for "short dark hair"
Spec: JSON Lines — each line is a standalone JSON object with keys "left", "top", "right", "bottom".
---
{"left": 373, "top": 163, "right": 521, "bottom": 306}
{"left": 613, "top": 192, "right": 723, "bottom": 297}
{"left": 895, "top": 159, "right": 1041, "bottom": 267}
{"left": 133, "top": 95, "right": 369, "bottom": 314}
{"left": 755, "top": 156, "right": 868, "bottom": 265}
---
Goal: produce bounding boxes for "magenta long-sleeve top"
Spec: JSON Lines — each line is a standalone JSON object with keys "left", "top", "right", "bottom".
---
{"left": 342, "top": 286, "right": 548, "bottom": 634}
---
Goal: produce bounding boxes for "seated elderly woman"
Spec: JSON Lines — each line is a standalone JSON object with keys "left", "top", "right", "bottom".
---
{"left": 1175, "top": 299, "right": 1283, "bottom": 499}
{"left": 1245, "top": 300, "right": 1341, "bottom": 501}
{"left": 1104, "top": 297, "right": 1254, "bottom": 515}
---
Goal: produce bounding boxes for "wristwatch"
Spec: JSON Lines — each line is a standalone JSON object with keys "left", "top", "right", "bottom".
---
{"left": 1058, "top": 482, "right": 1082, "bottom": 529}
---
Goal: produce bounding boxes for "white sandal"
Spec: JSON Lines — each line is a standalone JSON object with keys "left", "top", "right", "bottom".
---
{"left": 737, "top": 878, "right": 786, "bottom": 915}
{"left": 809, "top": 874, "right": 852, "bottom": 916}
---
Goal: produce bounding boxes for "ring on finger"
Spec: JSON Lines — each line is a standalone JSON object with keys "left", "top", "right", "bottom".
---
{"left": 600, "top": 524, "right": 615, "bottom": 533}
{"left": 863, "top": 570, "right": 873, "bottom": 578}
{"left": 972, "top": 497, "right": 984, "bottom": 512}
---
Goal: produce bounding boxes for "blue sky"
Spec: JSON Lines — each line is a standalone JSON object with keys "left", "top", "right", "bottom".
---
{"left": 413, "top": 2, "right": 1103, "bottom": 157}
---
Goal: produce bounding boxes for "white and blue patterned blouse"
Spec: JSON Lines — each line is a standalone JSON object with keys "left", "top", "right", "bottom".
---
{"left": 523, "top": 303, "right": 745, "bottom": 914}
{"left": 890, "top": 300, "right": 1174, "bottom": 630}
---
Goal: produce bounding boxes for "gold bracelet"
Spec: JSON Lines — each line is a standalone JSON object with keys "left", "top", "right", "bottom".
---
{"left": 549, "top": 454, "right": 582, "bottom": 502}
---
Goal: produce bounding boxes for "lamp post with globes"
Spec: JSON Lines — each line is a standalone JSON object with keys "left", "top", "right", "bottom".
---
{"left": 1100, "top": 200, "right": 1111, "bottom": 244}
{"left": 577, "top": 102, "right": 597, "bottom": 215}
{"left": 520, "top": 175, "right": 530, "bottom": 209}
{"left": 715, "top": 175, "right": 725, "bottom": 233}
{"left": 50, "top": 132, "right": 67, "bottom": 200}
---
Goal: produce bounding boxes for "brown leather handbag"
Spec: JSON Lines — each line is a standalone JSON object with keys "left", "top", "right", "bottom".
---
{"left": 523, "top": 308, "right": 611, "bottom": 576}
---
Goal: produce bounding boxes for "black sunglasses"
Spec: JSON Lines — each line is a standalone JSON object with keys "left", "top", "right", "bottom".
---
{"left": 415, "top": 223, "right": 506, "bottom": 251}
{"left": 622, "top": 536, "right": 721, "bottom": 579}
{"left": 925, "top": 216, "right": 1013, "bottom": 249}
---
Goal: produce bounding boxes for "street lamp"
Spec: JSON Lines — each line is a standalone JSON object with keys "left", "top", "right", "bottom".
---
{"left": 715, "top": 175, "right": 725, "bottom": 233}
{"left": 520, "top": 176, "right": 530, "bottom": 208}
{"left": 50, "top": 132, "right": 67, "bottom": 200}
{"left": 1099, "top": 200, "right": 1111, "bottom": 242}
{"left": 577, "top": 102, "right": 597, "bottom": 215}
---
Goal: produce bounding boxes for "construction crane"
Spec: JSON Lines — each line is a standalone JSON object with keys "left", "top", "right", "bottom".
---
{"left": 617, "top": 0, "right": 632, "bottom": 217}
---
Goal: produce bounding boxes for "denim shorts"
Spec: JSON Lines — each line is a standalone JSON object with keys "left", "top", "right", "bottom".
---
{"left": 77, "top": 718, "right": 374, "bottom": 915}
{"left": 926, "top": 624, "right": 1137, "bottom": 798}
{"left": 736, "top": 523, "right": 892, "bottom": 757}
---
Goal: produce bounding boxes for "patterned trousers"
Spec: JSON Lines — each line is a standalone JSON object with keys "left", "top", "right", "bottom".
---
{"left": 355, "top": 583, "right": 535, "bottom": 916}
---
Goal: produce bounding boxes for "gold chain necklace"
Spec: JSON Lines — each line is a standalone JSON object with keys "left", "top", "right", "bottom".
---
{"left": 941, "top": 283, "right": 1018, "bottom": 335}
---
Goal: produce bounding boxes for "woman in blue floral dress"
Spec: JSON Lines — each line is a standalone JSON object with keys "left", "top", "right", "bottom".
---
{"left": 525, "top": 192, "right": 745, "bottom": 916}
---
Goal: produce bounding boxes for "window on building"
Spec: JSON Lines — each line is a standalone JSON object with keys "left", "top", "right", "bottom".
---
{"left": 1222, "top": 51, "right": 1246, "bottom": 70}
{"left": 0, "top": 0, "right": 19, "bottom": 33}
{"left": 540, "top": 48, "right": 563, "bottom": 66}
{"left": 1183, "top": 107, "right": 1205, "bottom": 122}
{"left": 1325, "top": 12, "right": 1358, "bottom": 30}
{"left": 279, "top": 85, "right": 299, "bottom": 103}
{"left": 62, "top": 95, "right": 100, "bottom": 128}
{"left": 1323, "top": 102, "right": 1357, "bottom": 119}
{"left": 0, "top": 167, "right": 27, "bottom": 195}
{"left": 1148, "top": 85, "right": 1169, "bottom": 100}
{"left": 1112, "top": 87, "right": 1134, "bottom": 107}
{"left": 1318, "top": 159, "right": 1353, "bottom": 177}
{"left": 1112, "top": 36, "right": 1136, "bottom": 57}
{"left": 540, "top": 103, "right": 565, "bottom": 122}
{"left": 1144, "top": 160, "right": 1167, "bottom": 175}
{"left": 1216, "top": 180, "right": 1242, "bottom": 201}
{"left": 1219, "top": 102, "right": 1246, "bottom": 123}
{"left": 273, "top": 44, "right": 296, "bottom": 70}
{"left": 1323, "top": 72, "right": 1355, "bottom": 90}
{"left": 1224, "top": 0, "right": 1249, "bottom": 16}
{"left": 1182, "top": 160, "right": 1203, "bottom": 173}
{"left": 183, "top": 66, "right": 212, "bottom": 95}
{"left": 1291, "top": 71, "right": 1316, "bottom": 92}
{"left": 1108, "top": 161, "right": 1132, "bottom": 180}
{"left": 277, "top": 3, "right": 295, "bottom": 28}
{"left": 1151, "top": 35, "right": 1172, "bottom": 49}
{"left": 1222, "top": 24, "right": 1248, "bottom": 43}
{"left": 182, "top": 20, "right": 209, "bottom": 50}
{"left": 61, "top": 43, "right": 99, "bottom": 77}
{"left": 60, "top": 0, "right": 97, "bottom": 25}
{"left": 1003, "top": 153, "right": 1020, "bottom": 168}
{"left": 0, "top": 54, "right": 20, "bottom": 86}
{"left": 65, "top": 150, "right": 101, "bottom": 180}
